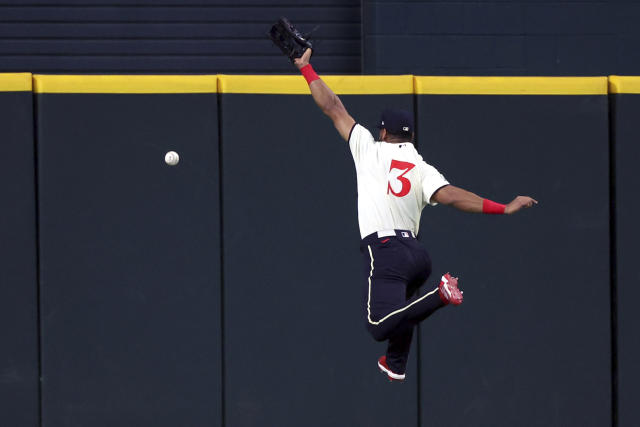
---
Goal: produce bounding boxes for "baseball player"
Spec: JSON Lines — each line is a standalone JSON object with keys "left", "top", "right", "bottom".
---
{"left": 294, "top": 48, "right": 537, "bottom": 382}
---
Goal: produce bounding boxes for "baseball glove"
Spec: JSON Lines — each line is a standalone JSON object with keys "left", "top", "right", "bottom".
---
{"left": 269, "top": 17, "right": 313, "bottom": 63}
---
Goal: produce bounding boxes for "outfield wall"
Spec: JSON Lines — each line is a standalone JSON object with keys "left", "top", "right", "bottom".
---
{"left": 414, "top": 77, "right": 610, "bottom": 427}
{"left": 609, "top": 76, "right": 640, "bottom": 427}
{"left": 0, "top": 74, "right": 39, "bottom": 427}
{"left": 0, "top": 74, "right": 634, "bottom": 427}
{"left": 219, "top": 75, "right": 417, "bottom": 427}
{"left": 34, "top": 76, "right": 222, "bottom": 427}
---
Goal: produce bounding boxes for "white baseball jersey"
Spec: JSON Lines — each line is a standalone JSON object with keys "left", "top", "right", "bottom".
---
{"left": 349, "top": 124, "right": 449, "bottom": 239}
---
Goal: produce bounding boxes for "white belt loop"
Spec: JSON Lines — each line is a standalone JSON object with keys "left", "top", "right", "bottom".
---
{"left": 376, "top": 229, "right": 396, "bottom": 238}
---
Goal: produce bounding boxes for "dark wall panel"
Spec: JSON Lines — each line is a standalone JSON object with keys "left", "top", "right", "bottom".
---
{"left": 0, "top": 1, "right": 360, "bottom": 74}
{"left": 221, "top": 84, "right": 418, "bottom": 426}
{"left": 363, "top": 0, "right": 640, "bottom": 76}
{"left": 37, "top": 88, "right": 222, "bottom": 427}
{"left": 611, "top": 90, "right": 640, "bottom": 427}
{"left": 416, "top": 92, "right": 610, "bottom": 426}
{"left": 0, "top": 76, "right": 39, "bottom": 427}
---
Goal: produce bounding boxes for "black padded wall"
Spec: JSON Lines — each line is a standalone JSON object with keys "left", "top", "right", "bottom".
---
{"left": 0, "top": 74, "right": 39, "bottom": 427}
{"left": 415, "top": 78, "right": 610, "bottom": 426}
{"left": 219, "top": 76, "right": 417, "bottom": 427}
{"left": 0, "top": 72, "right": 627, "bottom": 426}
{"left": 610, "top": 77, "right": 640, "bottom": 427}
{"left": 35, "top": 77, "right": 222, "bottom": 427}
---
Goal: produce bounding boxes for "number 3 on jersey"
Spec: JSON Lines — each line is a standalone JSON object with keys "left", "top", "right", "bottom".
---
{"left": 387, "top": 160, "right": 416, "bottom": 197}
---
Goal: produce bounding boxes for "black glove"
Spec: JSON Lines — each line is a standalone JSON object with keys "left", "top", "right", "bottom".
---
{"left": 269, "top": 17, "right": 313, "bottom": 63}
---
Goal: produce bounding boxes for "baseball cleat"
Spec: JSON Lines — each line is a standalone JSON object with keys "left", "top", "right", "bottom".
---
{"left": 378, "top": 355, "right": 405, "bottom": 382}
{"left": 438, "top": 273, "right": 463, "bottom": 305}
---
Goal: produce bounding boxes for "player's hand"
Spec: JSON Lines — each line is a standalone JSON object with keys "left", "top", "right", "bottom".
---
{"left": 505, "top": 196, "right": 538, "bottom": 214}
{"left": 294, "top": 48, "right": 312, "bottom": 70}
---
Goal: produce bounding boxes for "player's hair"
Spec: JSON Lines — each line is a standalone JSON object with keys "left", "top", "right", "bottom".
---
{"left": 385, "top": 131, "right": 413, "bottom": 143}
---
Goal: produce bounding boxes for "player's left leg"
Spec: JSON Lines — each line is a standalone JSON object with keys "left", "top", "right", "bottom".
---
{"left": 384, "top": 323, "right": 414, "bottom": 377}
{"left": 380, "top": 272, "right": 426, "bottom": 377}
{"left": 377, "top": 266, "right": 433, "bottom": 381}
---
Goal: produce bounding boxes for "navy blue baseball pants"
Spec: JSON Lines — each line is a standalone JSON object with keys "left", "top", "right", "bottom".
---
{"left": 360, "top": 230, "right": 445, "bottom": 375}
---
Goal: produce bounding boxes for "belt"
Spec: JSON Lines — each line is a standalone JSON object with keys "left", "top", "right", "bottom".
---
{"left": 361, "top": 229, "right": 416, "bottom": 246}
{"left": 376, "top": 229, "right": 415, "bottom": 239}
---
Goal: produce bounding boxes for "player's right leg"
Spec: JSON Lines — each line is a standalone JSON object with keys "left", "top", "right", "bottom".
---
{"left": 439, "top": 273, "right": 463, "bottom": 306}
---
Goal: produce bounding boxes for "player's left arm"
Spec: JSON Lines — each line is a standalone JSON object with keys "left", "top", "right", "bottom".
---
{"left": 432, "top": 184, "right": 537, "bottom": 215}
{"left": 294, "top": 49, "right": 355, "bottom": 141}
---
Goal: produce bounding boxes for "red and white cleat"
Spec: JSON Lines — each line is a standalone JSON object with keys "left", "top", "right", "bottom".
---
{"left": 439, "top": 273, "right": 463, "bottom": 305}
{"left": 378, "top": 355, "right": 405, "bottom": 382}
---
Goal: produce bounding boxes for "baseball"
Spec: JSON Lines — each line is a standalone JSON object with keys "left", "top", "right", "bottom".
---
{"left": 165, "top": 151, "right": 179, "bottom": 166}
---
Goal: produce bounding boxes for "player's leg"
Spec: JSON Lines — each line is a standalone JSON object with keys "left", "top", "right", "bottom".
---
{"left": 361, "top": 234, "right": 463, "bottom": 381}
{"left": 378, "top": 243, "right": 463, "bottom": 380}
{"left": 381, "top": 270, "right": 427, "bottom": 376}
{"left": 376, "top": 265, "right": 435, "bottom": 380}
{"left": 361, "top": 237, "right": 429, "bottom": 341}
{"left": 385, "top": 323, "right": 414, "bottom": 375}
{"left": 394, "top": 272, "right": 462, "bottom": 325}
{"left": 404, "top": 238, "right": 462, "bottom": 322}
{"left": 376, "top": 268, "right": 432, "bottom": 378}
{"left": 380, "top": 270, "right": 425, "bottom": 375}
{"left": 370, "top": 286, "right": 444, "bottom": 337}
{"left": 363, "top": 238, "right": 461, "bottom": 341}
{"left": 360, "top": 238, "right": 413, "bottom": 342}
{"left": 365, "top": 274, "right": 410, "bottom": 342}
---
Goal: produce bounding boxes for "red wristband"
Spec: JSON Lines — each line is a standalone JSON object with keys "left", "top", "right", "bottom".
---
{"left": 482, "top": 199, "right": 506, "bottom": 214}
{"left": 300, "top": 64, "right": 320, "bottom": 85}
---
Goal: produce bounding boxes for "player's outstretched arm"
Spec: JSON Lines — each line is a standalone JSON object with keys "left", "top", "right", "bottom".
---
{"left": 432, "top": 185, "right": 538, "bottom": 215}
{"left": 294, "top": 49, "right": 355, "bottom": 141}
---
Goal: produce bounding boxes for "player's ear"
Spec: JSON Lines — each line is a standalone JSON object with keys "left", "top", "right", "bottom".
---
{"left": 379, "top": 128, "right": 386, "bottom": 141}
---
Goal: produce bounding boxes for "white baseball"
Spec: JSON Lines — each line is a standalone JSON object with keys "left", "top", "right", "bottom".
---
{"left": 165, "top": 151, "right": 179, "bottom": 166}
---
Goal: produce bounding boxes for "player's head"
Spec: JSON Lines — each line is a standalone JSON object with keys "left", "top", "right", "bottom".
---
{"left": 377, "top": 108, "right": 414, "bottom": 143}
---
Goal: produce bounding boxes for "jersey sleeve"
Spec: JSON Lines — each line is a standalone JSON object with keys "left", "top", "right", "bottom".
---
{"left": 420, "top": 161, "right": 449, "bottom": 206}
{"left": 348, "top": 123, "right": 375, "bottom": 164}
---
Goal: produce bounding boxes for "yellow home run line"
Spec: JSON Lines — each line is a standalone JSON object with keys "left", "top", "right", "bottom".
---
{"left": 414, "top": 76, "right": 607, "bottom": 95}
{"left": 217, "top": 75, "right": 414, "bottom": 95}
{"left": 609, "top": 76, "right": 640, "bottom": 94}
{"left": 33, "top": 75, "right": 218, "bottom": 94}
{"left": 4, "top": 74, "right": 617, "bottom": 95}
{"left": 0, "top": 73, "right": 32, "bottom": 92}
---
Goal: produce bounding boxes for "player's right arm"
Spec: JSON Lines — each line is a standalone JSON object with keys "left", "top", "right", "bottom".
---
{"left": 294, "top": 48, "right": 355, "bottom": 141}
{"left": 432, "top": 184, "right": 537, "bottom": 215}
